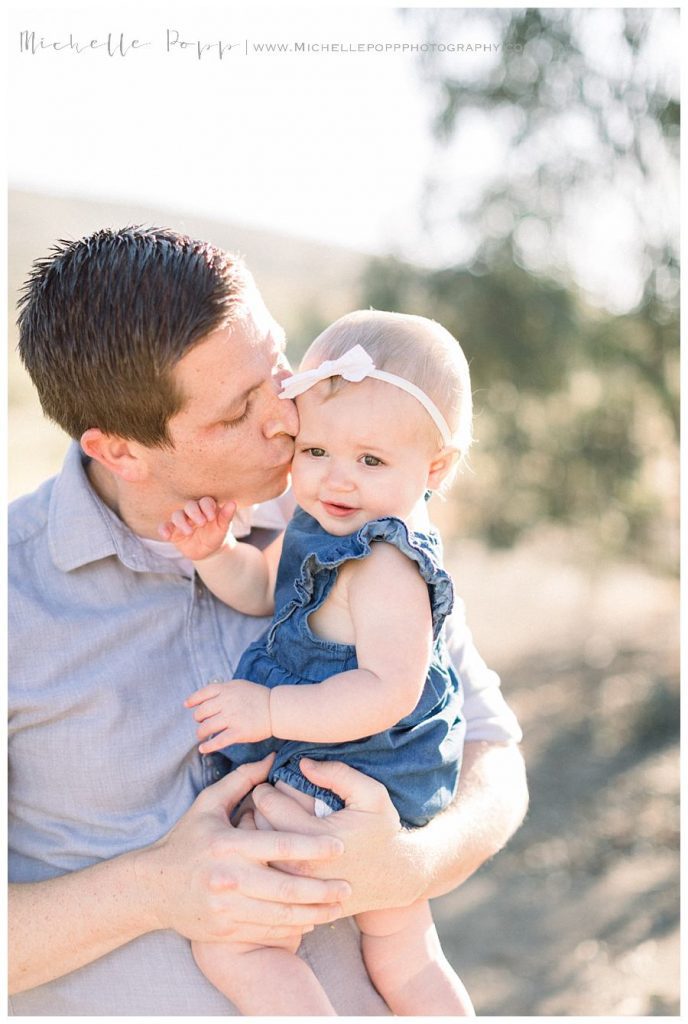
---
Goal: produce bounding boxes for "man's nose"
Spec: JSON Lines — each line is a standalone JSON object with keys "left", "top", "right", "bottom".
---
{"left": 262, "top": 381, "right": 299, "bottom": 439}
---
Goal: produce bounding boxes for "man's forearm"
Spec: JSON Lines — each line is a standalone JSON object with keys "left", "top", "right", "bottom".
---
{"left": 9, "top": 760, "right": 349, "bottom": 996}
{"left": 405, "top": 740, "right": 528, "bottom": 901}
{"left": 9, "top": 851, "right": 156, "bottom": 994}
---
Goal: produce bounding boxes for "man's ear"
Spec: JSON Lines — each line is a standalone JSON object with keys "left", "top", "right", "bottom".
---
{"left": 427, "top": 447, "right": 460, "bottom": 491}
{"left": 80, "top": 429, "right": 150, "bottom": 483}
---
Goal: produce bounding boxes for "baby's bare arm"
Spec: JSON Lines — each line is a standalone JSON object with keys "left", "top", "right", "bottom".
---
{"left": 159, "top": 497, "right": 283, "bottom": 616}
{"left": 270, "top": 544, "right": 433, "bottom": 742}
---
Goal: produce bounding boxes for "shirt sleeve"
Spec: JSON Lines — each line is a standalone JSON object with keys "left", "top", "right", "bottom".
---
{"left": 446, "top": 598, "right": 523, "bottom": 743}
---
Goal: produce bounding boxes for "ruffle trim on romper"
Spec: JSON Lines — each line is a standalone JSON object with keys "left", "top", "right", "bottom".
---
{"left": 267, "top": 512, "right": 454, "bottom": 649}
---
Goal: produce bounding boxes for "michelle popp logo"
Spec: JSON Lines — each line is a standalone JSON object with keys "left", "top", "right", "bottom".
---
{"left": 18, "top": 28, "right": 522, "bottom": 60}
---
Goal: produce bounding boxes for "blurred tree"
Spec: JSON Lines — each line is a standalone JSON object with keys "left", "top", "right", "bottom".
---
{"left": 361, "top": 8, "right": 678, "bottom": 558}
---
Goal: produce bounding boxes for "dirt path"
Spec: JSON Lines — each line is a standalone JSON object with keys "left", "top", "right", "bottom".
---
{"left": 432, "top": 531, "right": 679, "bottom": 1016}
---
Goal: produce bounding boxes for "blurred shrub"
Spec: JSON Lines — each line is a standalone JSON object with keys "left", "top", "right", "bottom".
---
{"left": 360, "top": 8, "right": 678, "bottom": 565}
{"left": 359, "top": 253, "right": 676, "bottom": 563}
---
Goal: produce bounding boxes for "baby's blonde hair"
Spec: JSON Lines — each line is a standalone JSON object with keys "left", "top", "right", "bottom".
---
{"left": 302, "top": 310, "right": 473, "bottom": 461}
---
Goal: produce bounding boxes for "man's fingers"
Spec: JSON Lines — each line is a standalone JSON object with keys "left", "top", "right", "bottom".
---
{"left": 200, "top": 755, "right": 275, "bottom": 813}
{"left": 251, "top": 782, "right": 325, "bottom": 834}
{"left": 299, "top": 757, "right": 392, "bottom": 813}
{"left": 231, "top": 862, "right": 350, "bottom": 907}
{"left": 239, "top": 923, "right": 315, "bottom": 943}
{"left": 206, "top": 886, "right": 344, "bottom": 929}
{"left": 211, "top": 824, "right": 343, "bottom": 865}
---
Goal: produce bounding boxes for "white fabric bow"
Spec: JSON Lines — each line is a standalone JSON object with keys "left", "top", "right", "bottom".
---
{"left": 279, "top": 344, "right": 453, "bottom": 446}
{"left": 279, "top": 345, "right": 375, "bottom": 400}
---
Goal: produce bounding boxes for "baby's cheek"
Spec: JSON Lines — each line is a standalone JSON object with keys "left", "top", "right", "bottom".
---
{"left": 289, "top": 461, "right": 309, "bottom": 497}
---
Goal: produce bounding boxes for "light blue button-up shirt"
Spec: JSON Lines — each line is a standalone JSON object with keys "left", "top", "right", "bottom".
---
{"left": 8, "top": 442, "right": 519, "bottom": 1014}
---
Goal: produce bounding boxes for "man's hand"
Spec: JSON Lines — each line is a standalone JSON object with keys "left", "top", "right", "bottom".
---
{"left": 158, "top": 496, "right": 236, "bottom": 562}
{"left": 185, "top": 680, "right": 272, "bottom": 751}
{"left": 251, "top": 758, "right": 424, "bottom": 917}
{"left": 251, "top": 742, "right": 529, "bottom": 916}
{"left": 135, "top": 756, "right": 351, "bottom": 944}
{"left": 9, "top": 755, "right": 352, "bottom": 995}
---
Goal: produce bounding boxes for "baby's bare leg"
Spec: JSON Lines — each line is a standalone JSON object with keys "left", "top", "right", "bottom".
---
{"left": 190, "top": 792, "right": 336, "bottom": 1015}
{"left": 357, "top": 900, "right": 475, "bottom": 1016}
{"left": 192, "top": 938, "right": 336, "bottom": 1016}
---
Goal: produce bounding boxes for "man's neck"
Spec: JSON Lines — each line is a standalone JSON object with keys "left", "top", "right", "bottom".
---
{"left": 86, "top": 459, "right": 165, "bottom": 540}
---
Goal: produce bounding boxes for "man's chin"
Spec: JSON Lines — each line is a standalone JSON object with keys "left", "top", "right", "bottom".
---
{"left": 247, "top": 466, "right": 292, "bottom": 505}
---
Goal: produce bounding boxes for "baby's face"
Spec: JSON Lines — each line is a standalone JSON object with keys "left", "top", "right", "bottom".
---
{"left": 291, "top": 377, "right": 440, "bottom": 535}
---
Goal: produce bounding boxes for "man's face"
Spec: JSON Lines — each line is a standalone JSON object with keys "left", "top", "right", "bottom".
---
{"left": 143, "top": 293, "right": 298, "bottom": 513}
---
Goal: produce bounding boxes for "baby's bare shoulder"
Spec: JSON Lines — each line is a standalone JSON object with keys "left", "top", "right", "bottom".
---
{"left": 345, "top": 540, "right": 425, "bottom": 591}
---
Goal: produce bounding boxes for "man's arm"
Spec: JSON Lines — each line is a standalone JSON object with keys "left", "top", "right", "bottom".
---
{"left": 9, "top": 759, "right": 350, "bottom": 995}
{"left": 396, "top": 739, "right": 528, "bottom": 900}
{"left": 251, "top": 740, "right": 527, "bottom": 914}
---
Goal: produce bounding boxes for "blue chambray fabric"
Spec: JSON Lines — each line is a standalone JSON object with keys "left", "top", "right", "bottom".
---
{"left": 225, "top": 508, "right": 466, "bottom": 827}
{"left": 8, "top": 444, "right": 389, "bottom": 1016}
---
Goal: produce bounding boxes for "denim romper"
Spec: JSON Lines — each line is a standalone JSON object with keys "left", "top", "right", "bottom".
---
{"left": 224, "top": 507, "right": 465, "bottom": 827}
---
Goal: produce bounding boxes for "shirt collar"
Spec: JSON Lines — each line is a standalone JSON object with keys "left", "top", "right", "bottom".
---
{"left": 48, "top": 442, "right": 187, "bottom": 575}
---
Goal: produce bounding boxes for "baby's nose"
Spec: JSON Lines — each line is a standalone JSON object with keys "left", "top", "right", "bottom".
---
{"left": 326, "top": 463, "right": 355, "bottom": 490}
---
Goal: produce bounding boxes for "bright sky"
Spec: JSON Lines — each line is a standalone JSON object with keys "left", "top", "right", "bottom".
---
{"left": 9, "top": 5, "right": 440, "bottom": 254}
{"left": 7, "top": 2, "right": 680, "bottom": 314}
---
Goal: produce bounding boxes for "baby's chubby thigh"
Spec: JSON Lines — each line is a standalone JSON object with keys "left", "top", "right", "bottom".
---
{"left": 189, "top": 785, "right": 315, "bottom": 989}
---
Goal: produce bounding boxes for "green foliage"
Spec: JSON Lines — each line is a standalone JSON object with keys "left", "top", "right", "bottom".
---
{"left": 360, "top": 250, "right": 673, "bottom": 558}
{"left": 360, "top": 9, "right": 678, "bottom": 563}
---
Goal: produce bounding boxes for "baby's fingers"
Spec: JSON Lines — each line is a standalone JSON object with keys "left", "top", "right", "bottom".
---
{"left": 184, "top": 499, "right": 212, "bottom": 526}
{"left": 157, "top": 521, "right": 174, "bottom": 541}
{"left": 199, "top": 729, "right": 235, "bottom": 754}
{"left": 199, "top": 496, "right": 218, "bottom": 520}
{"left": 185, "top": 683, "right": 223, "bottom": 707}
{"left": 170, "top": 509, "right": 194, "bottom": 536}
{"left": 196, "top": 714, "right": 227, "bottom": 741}
{"left": 218, "top": 500, "right": 237, "bottom": 526}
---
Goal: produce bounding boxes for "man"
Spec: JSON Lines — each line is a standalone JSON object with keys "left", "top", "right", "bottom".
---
{"left": 9, "top": 226, "right": 527, "bottom": 1014}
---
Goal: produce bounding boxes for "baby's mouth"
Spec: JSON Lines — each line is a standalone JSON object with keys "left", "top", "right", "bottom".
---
{"left": 321, "top": 500, "right": 359, "bottom": 517}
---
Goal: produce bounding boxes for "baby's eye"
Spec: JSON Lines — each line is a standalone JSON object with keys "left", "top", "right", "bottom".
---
{"left": 305, "top": 447, "right": 327, "bottom": 458}
{"left": 361, "top": 454, "right": 383, "bottom": 467}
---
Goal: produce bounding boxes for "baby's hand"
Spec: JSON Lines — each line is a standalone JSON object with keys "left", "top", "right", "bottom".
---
{"left": 158, "top": 497, "right": 236, "bottom": 562}
{"left": 185, "top": 679, "right": 272, "bottom": 750}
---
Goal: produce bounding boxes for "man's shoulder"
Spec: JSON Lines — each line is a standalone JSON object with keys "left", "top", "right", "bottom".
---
{"left": 9, "top": 475, "right": 56, "bottom": 548}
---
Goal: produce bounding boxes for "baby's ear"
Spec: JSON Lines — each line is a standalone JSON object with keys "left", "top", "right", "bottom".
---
{"left": 426, "top": 447, "right": 460, "bottom": 491}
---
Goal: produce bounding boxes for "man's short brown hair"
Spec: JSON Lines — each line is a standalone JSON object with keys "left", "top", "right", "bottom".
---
{"left": 17, "top": 226, "right": 251, "bottom": 446}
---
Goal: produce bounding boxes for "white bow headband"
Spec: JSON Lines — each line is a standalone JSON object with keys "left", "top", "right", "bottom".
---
{"left": 279, "top": 344, "right": 452, "bottom": 446}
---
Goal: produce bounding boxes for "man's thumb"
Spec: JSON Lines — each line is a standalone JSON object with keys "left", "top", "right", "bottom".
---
{"left": 298, "top": 757, "right": 390, "bottom": 813}
{"left": 203, "top": 753, "right": 275, "bottom": 814}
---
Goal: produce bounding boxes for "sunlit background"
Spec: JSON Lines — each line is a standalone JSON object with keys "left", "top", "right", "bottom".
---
{"left": 7, "top": 4, "right": 680, "bottom": 1016}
